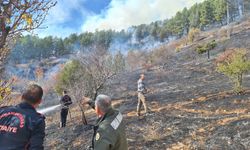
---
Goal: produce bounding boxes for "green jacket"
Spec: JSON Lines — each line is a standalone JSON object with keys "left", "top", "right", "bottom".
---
{"left": 92, "top": 108, "right": 128, "bottom": 150}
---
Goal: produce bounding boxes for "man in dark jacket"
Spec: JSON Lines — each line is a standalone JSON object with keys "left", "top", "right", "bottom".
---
{"left": 60, "top": 90, "right": 72, "bottom": 128}
{"left": 0, "top": 84, "right": 45, "bottom": 150}
{"left": 83, "top": 95, "right": 128, "bottom": 150}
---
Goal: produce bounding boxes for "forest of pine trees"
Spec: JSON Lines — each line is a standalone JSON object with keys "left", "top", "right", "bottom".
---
{"left": 9, "top": 0, "right": 250, "bottom": 63}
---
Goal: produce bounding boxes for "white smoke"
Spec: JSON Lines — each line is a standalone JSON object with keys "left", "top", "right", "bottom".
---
{"left": 82, "top": 0, "right": 205, "bottom": 32}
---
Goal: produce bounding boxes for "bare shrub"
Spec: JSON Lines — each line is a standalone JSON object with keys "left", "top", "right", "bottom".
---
{"left": 0, "top": 78, "right": 15, "bottom": 105}
{"left": 55, "top": 46, "right": 125, "bottom": 124}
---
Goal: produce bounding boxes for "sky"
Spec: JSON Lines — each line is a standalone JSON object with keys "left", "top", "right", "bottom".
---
{"left": 37, "top": 0, "right": 205, "bottom": 38}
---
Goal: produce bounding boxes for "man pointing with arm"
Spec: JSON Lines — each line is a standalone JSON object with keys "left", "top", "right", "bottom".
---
{"left": 83, "top": 95, "right": 128, "bottom": 150}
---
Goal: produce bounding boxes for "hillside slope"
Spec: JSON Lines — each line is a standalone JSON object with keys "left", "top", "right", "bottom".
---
{"left": 44, "top": 20, "right": 250, "bottom": 150}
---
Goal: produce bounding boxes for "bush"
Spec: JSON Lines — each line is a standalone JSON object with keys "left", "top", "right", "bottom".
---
{"left": 175, "top": 43, "right": 187, "bottom": 52}
{"left": 196, "top": 40, "right": 217, "bottom": 54}
{"left": 188, "top": 28, "right": 200, "bottom": 43}
{"left": 207, "top": 40, "right": 217, "bottom": 50}
{"left": 0, "top": 79, "right": 14, "bottom": 105}
{"left": 196, "top": 45, "right": 207, "bottom": 54}
{"left": 216, "top": 48, "right": 250, "bottom": 93}
{"left": 0, "top": 84, "right": 11, "bottom": 101}
{"left": 175, "top": 47, "right": 181, "bottom": 52}
{"left": 55, "top": 60, "right": 84, "bottom": 94}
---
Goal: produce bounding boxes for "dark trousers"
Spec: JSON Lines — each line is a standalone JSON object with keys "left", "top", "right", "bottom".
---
{"left": 60, "top": 108, "right": 68, "bottom": 127}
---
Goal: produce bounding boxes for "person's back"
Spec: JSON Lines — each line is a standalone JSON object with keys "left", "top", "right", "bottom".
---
{"left": 0, "top": 103, "right": 45, "bottom": 150}
{"left": 94, "top": 108, "right": 127, "bottom": 150}
{"left": 0, "top": 84, "right": 45, "bottom": 150}
{"left": 87, "top": 95, "right": 128, "bottom": 150}
{"left": 60, "top": 94, "right": 72, "bottom": 109}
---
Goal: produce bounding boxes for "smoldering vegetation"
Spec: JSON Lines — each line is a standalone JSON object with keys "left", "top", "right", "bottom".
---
{"left": 43, "top": 19, "right": 250, "bottom": 150}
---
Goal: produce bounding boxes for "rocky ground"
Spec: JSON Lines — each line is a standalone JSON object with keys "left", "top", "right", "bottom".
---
{"left": 44, "top": 21, "right": 250, "bottom": 150}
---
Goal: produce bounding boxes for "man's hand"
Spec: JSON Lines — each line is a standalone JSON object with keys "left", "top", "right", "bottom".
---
{"left": 143, "top": 88, "right": 148, "bottom": 94}
{"left": 82, "top": 96, "right": 96, "bottom": 110}
{"left": 81, "top": 96, "right": 91, "bottom": 105}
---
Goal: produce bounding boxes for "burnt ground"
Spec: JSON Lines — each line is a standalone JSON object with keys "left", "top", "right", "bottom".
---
{"left": 44, "top": 57, "right": 250, "bottom": 150}
{"left": 44, "top": 21, "right": 250, "bottom": 150}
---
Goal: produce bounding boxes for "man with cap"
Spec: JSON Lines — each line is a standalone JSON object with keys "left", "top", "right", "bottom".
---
{"left": 137, "top": 74, "right": 148, "bottom": 116}
{"left": 0, "top": 84, "right": 45, "bottom": 150}
{"left": 83, "top": 95, "right": 128, "bottom": 150}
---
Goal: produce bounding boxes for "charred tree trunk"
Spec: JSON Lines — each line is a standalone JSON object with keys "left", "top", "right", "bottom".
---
{"left": 239, "top": 73, "right": 243, "bottom": 87}
{"left": 207, "top": 49, "right": 210, "bottom": 59}
{"left": 79, "top": 104, "right": 88, "bottom": 125}
{"left": 227, "top": 1, "right": 230, "bottom": 25}
{"left": 226, "top": 1, "right": 232, "bottom": 39}
{"left": 0, "top": 13, "right": 11, "bottom": 64}
{"left": 92, "top": 90, "right": 98, "bottom": 102}
{"left": 237, "top": 0, "right": 243, "bottom": 18}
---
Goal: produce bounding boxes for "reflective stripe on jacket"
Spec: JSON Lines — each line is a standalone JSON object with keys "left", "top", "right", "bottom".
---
{"left": 92, "top": 108, "right": 128, "bottom": 150}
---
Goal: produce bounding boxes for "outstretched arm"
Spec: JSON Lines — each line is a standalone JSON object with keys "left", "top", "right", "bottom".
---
{"left": 82, "top": 96, "right": 95, "bottom": 110}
